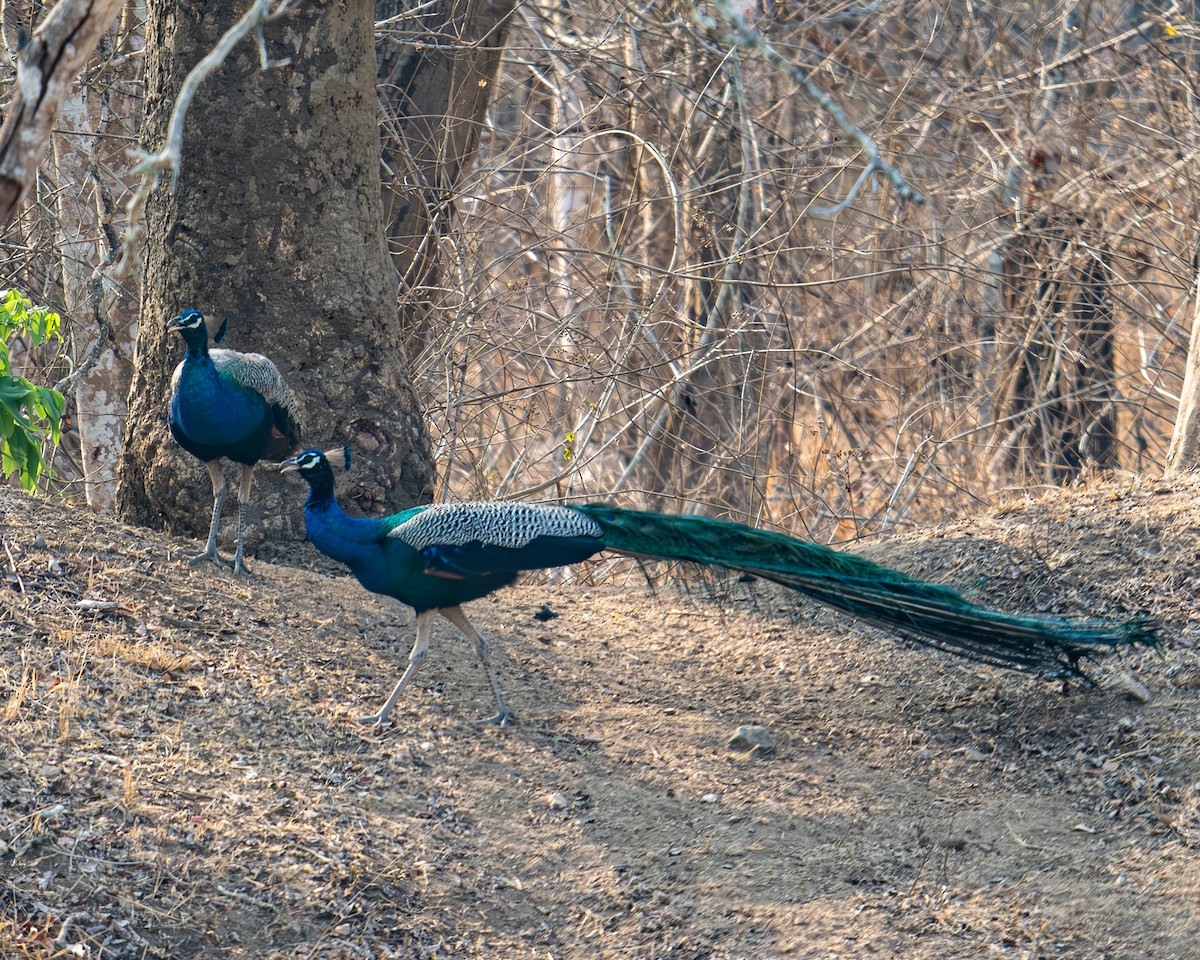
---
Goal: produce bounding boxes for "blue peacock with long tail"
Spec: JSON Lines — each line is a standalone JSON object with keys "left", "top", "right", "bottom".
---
{"left": 281, "top": 447, "right": 1157, "bottom": 727}
{"left": 168, "top": 309, "right": 301, "bottom": 575}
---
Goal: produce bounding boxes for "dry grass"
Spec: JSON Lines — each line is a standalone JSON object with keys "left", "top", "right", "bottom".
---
{"left": 3, "top": 471, "right": 1200, "bottom": 958}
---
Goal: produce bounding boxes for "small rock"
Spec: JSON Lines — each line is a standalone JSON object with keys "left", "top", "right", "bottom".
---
{"left": 728, "top": 724, "right": 775, "bottom": 755}
{"left": 40, "top": 764, "right": 61, "bottom": 779}
{"left": 701, "top": 793, "right": 719, "bottom": 804}
{"left": 547, "top": 792, "right": 570, "bottom": 810}
{"left": 914, "top": 748, "right": 933, "bottom": 760}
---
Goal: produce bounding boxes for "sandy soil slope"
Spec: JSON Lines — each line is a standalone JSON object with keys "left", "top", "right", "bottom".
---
{"left": 1, "top": 475, "right": 1197, "bottom": 958}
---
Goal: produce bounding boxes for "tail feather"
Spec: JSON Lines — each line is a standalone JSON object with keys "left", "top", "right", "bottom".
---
{"left": 577, "top": 505, "right": 1158, "bottom": 678}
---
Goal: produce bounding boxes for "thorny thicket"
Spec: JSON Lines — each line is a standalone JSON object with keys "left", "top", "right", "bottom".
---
{"left": 3, "top": 0, "right": 1199, "bottom": 544}
{"left": 397, "top": 0, "right": 1198, "bottom": 541}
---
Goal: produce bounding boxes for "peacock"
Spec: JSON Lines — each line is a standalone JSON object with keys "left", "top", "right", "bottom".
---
{"left": 281, "top": 448, "right": 1157, "bottom": 727}
{"left": 168, "top": 309, "right": 301, "bottom": 575}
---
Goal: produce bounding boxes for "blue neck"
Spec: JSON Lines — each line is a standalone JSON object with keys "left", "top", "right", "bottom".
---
{"left": 179, "top": 325, "right": 211, "bottom": 357}
{"left": 303, "top": 496, "right": 387, "bottom": 571}
{"left": 305, "top": 483, "right": 336, "bottom": 510}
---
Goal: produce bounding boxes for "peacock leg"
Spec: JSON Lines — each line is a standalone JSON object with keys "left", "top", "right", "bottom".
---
{"left": 440, "top": 605, "right": 514, "bottom": 727}
{"left": 187, "top": 461, "right": 227, "bottom": 569}
{"left": 230, "top": 464, "right": 255, "bottom": 576}
{"left": 357, "top": 609, "right": 435, "bottom": 725}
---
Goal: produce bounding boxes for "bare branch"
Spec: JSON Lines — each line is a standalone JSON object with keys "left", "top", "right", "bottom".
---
{"left": 0, "top": 0, "right": 123, "bottom": 227}
{"left": 696, "top": 0, "right": 924, "bottom": 207}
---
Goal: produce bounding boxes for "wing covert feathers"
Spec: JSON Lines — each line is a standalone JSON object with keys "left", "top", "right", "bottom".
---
{"left": 388, "top": 501, "right": 603, "bottom": 551}
{"left": 211, "top": 348, "right": 301, "bottom": 455}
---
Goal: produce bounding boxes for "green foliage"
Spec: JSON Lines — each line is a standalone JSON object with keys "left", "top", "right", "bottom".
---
{"left": 0, "top": 289, "right": 65, "bottom": 492}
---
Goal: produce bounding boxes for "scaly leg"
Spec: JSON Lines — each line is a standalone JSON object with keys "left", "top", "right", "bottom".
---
{"left": 187, "top": 460, "right": 227, "bottom": 569}
{"left": 230, "top": 464, "right": 255, "bottom": 576}
{"left": 357, "top": 609, "right": 435, "bottom": 726}
{"left": 440, "top": 605, "right": 514, "bottom": 727}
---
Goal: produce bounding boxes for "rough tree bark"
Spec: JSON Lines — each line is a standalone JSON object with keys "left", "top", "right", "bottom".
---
{"left": 118, "top": 0, "right": 434, "bottom": 559}
{"left": 987, "top": 211, "right": 1119, "bottom": 483}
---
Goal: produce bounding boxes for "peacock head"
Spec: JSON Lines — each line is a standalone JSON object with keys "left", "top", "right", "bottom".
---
{"left": 281, "top": 447, "right": 352, "bottom": 484}
{"left": 168, "top": 310, "right": 228, "bottom": 349}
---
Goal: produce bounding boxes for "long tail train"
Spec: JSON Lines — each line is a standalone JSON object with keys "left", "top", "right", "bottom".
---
{"left": 577, "top": 505, "right": 1159, "bottom": 678}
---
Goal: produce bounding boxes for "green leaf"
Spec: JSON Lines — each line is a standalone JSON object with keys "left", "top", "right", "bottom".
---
{"left": 0, "top": 377, "right": 35, "bottom": 427}
{"left": 3, "top": 429, "right": 41, "bottom": 492}
{"left": 0, "top": 290, "right": 64, "bottom": 491}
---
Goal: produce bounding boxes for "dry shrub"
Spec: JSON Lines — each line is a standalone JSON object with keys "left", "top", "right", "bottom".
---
{"left": 0, "top": 2, "right": 1194, "bottom": 545}
{"left": 395, "top": 0, "right": 1196, "bottom": 541}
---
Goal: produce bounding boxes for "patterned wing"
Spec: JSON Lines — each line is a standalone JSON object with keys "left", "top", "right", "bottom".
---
{"left": 389, "top": 501, "right": 602, "bottom": 550}
{"left": 388, "top": 501, "right": 604, "bottom": 580}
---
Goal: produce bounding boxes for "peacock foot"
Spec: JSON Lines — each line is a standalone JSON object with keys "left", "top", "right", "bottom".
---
{"left": 472, "top": 708, "right": 515, "bottom": 728}
{"left": 185, "top": 545, "right": 226, "bottom": 570}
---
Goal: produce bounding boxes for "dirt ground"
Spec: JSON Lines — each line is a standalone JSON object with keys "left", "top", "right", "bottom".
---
{"left": 2, "top": 473, "right": 1199, "bottom": 959}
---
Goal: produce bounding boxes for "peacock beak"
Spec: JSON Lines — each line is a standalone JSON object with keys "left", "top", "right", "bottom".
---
{"left": 167, "top": 314, "right": 185, "bottom": 332}
{"left": 280, "top": 455, "right": 301, "bottom": 473}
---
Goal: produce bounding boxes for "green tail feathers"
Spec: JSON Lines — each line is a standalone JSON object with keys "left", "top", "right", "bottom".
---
{"left": 576, "top": 505, "right": 1158, "bottom": 678}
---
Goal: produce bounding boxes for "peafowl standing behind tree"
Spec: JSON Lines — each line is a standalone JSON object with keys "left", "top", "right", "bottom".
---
{"left": 282, "top": 448, "right": 1157, "bottom": 727}
{"left": 169, "top": 309, "right": 301, "bottom": 575}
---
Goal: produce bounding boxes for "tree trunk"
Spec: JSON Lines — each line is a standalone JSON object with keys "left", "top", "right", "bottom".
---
{"left": 1167, "top": 239, "right": 1200, "bottom": 473}
{"left": 0, "top": 0, "right": 123, "bottom": 227}
{"left": 376, "top": 0, "right": 514, "bottom": 327}
{"left": 52, "top": 8, "right": 141, "bottom": 514}
{"left": 118, "top": 0, "right": 434, "bottom": 560}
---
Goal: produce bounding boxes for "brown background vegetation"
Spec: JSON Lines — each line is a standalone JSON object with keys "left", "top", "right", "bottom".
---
{"left": 3, "top": 2, "right": 1196, "bottom": 548}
